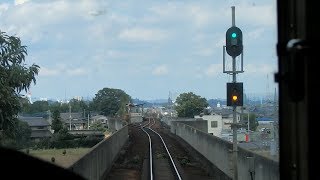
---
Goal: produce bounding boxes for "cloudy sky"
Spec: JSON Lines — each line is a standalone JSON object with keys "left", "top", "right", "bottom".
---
{"left": 0, "top": 0, "right": 278, "bottom": 101}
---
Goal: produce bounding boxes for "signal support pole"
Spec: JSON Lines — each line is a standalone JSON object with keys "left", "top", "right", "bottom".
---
{"left": 223, "top": 6, "right": 244, "bottom": 180}
{"left": 231, "top": 6, "right": 238, "bottom": 180}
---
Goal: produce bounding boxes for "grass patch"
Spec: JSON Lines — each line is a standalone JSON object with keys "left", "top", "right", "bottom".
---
{"left": 21, "top": 148, "right": 91, "bottom": 168}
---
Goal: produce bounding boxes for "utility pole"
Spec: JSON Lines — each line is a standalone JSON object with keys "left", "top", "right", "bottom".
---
{"left": 69, "top": 104, "right": 72, "bottom": 130}
{"left": 274, "top": 88, "right": 278, "bottom": 154}
{"left": 271, "top": 87, "right": 278, "bottom": 156}
{"left": 247, "top": 110, "right": 250, "bottom": 140}
{"left": 87, "top": 114, "right": 90, "bottom": 130}
{"left": 223, "top": 6, "right": 244, "bottom": 180}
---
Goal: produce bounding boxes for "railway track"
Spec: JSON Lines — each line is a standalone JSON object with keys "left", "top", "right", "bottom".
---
{"left": 107, "top": 119, "right": 213, "bottom": 180}
{"left": 141, "top": 119, "right": 182, "bottom": 180}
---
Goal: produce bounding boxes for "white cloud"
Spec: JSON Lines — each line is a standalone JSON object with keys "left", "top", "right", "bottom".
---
{"left": 39, "top": 66, "right": 89, "bottom": 77}
{"left": 87, "top": 23, "right": 109, "bottom": 40}
{"left": 15, "top": 0, "right": 30, "bottom": 6}
{"left": 0, "top": 3, "right": 9, "bottom": 15}
{"left": 67, "top": 68, "right": 88, "bottom": 76}
{"left": 106, "top": 50, "right": 126, "bottom": 58}
{"left": 152, "top": 65, "right": 168, "bottom": 76}
{"left": 119, "top": 27, "right": 169, "bottom": 42}
{"left": 1, "top": 0, "right": 108, "bottom": 42}
{"left": 245, "top": 63, "right": 276, "bottom": 75}
{"left": 149, "top": 2, "right": 178, "bottom": 17}
{"left": 149, "top": 2, "right": 214, "bottom": 28}
{"left": 237, "top": 3, "right": 276, "bottom": 26}
{"left": 149, "top": 1, "right": 276, "bottom": 29}
{"left": 205, "top": 64, "right": 222, "bottom": 77}
{"left": 187, "top": 5, "right": 213, "bottom": 28}
{"left": 194, "top": 48, "right": 214, "bottom": 56}
{"left": 39, "top": 67, "right": 60, "bottom": 77}
{"left": 246, "top": 28, "right": 266, "bottom": 40}
{"left": 109, "top": 13, "right": 133, "bottom": 24}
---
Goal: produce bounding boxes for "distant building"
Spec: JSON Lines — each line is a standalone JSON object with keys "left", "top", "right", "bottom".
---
{"left": 91, "top": 115, "right": 108, "bottom": 124}
{"left": 19, "top": 116, "right": 52, "bottom": 141}
{"left": 194, "top": 114, "right": 223, "bottom": 136}
{"left": 60, "top": 112, "right": 86, "bottom": 130}
{"left": 90, "top": 115, "right": 108, "bottom": 129}
{"left": 130, "top": 113, "right": 143, "bottom": 123}
{"left": 256, "top": 117, "right": 274, "bottom": 124}
{"left": 73, "top": 96, "right": 83, "bottom": 101}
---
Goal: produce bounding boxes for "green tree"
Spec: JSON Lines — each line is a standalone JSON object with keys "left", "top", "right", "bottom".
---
{"left": 15, "top": 120, "right": 31, "bottom": 148}
{"left": 24, "top": 100, "right": 49, "bottom": 114}
{"left": 51, "top": 110, "right": 63, "bottom": 133}
{"left": 90, "top": 121, "right": 106, "bottom": 132}
{"left": 20, "top": 96, "right": 31, "bottom": 113}
{"left": 242, "top": 113, "right": 259, "bottom": 131}
{"left": 175, "top": 92, "right": 208, "bottom": 118}
{"left": 49, "top": 101, "right": 69, "bottom": 113}
{"left": 92, "top": 88, "right": 131, "bottom": 117}
{"left": 52, "top": 127, "right": 73, "bottom": 141}
{"left": 69, "top": 99, "right": 88, "bottom": 111}
{"left": 0, "top": 31, "right": 39, "bottom": 139}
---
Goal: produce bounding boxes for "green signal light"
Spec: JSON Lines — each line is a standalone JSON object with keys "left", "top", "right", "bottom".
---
{"left": 231, "top": 33, "right": 237, "bottom": 38}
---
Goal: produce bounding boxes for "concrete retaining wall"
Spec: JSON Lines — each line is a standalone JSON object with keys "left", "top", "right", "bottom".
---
{"left": 171, "top": 121, "right": 233, "bottom": 177}
{"left": 69, "top": 125, "right": 129, "bottom": 180}
{"left": 238, "top": 147, "right": 279, "bottom": 180}
{"left": 170, "top": 121, "right": 279, "bottom": 180}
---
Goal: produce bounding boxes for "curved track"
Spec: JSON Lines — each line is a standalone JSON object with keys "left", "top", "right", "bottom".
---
{"left": 141, "top": 119, "right": 182, "bottom": 180}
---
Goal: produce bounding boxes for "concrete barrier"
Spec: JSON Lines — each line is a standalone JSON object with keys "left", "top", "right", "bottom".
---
{"left": 238, "top": 147, "right": 279, "bottom": 180}
{"left": 69, "top": 125, "right": 129, "bottom": 180}
{"left": 171, "top": 121, "right": 279, "bottom": 180}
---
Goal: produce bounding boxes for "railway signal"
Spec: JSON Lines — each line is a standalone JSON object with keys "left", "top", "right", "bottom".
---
{"left": 226, "top": 26, "right": 243, "bottom": 57}
{"left": 227, "top": 82, "right": 243, "bottom": 106}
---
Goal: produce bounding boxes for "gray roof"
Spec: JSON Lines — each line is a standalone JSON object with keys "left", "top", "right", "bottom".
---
{"left": 63, "top": 119, "right": 87, "bottom": 124}
{"left": 19, "top": 116, "right": 50, "bottom": 127}
{"left": 69, "top": 130, "right": 104, "bottom": 136}
{"left": 60, "top": 113, "right": 83, "bottom": 121}
{"left": 30, "top": 129, "right": 52, "bottom": 138}
{"left": 92, "top": 115, "right": 108, "bottom": 120}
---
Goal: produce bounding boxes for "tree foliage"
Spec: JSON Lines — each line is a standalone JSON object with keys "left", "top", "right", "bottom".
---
{"left": 90, "top": 121, "right": 106, "bottom": 132}
{"left": 15, "top": 120, "right": 32, "bottom": 148}
{"left": 175, "top": 92, "right": 208, "bottom": 118}
{"left": 49, "top": 101, "right": 69, "bottom": 113}
{"left": 0, "top": 31, "right": 39, "bottom": 138}
{"left": 242, "top": 113, "right": 259, "bottom": 131}
{"left": 92, "top": 88, "right": 131, "bottom": 117}
{"left": 68, "top": 99, "right": 88, "bottom": 114}
{"left": 23, "top": 100, "right": 49, "bottom": 114}
{"left": 51, "top": 110, "right": 63, "bottom": 133}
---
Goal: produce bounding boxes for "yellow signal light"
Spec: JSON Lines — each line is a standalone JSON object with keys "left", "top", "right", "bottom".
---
{"left": 232, "top": 95, "right": 238, "bottom": 101}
